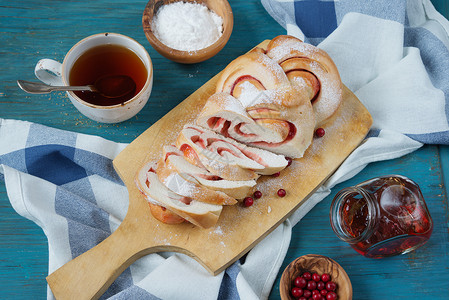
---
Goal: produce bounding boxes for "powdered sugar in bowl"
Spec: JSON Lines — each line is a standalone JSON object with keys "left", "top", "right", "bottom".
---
{"left": 142, "top": 0, "right": 233, "bottom": 64}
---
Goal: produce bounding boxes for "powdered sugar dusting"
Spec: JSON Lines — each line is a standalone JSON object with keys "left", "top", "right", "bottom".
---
{"left": 217, "top": 94, "right": 247, "bottom": 114}
{"left": 237, "top": 81, "right": 272, "bottom": 108}
{"left": 255, "top": 52, "right": 288, "bottom": 81}
{"left": 265, "top": 89, "right": 293, "bottom": 106}
{"left": 163, "top": 173, "right": 194, "bottom": 196}
{"left": 214, "top": 225, "right": 224, "bottom": 235}
{"left": 266, "top": 38, "right": 319, "bottom": 63}
{"left": 237, "top": 81, "right": 286, "bottom": 108}
{"left": 309, "top": 62, "right": 342, "bottom": 123}
{"left": 292, "top": 76, "right": 308, "bottom": 89}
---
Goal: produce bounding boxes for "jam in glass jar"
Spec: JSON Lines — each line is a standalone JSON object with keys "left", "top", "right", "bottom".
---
{"left": 330, "top": 175, "right": 433, "bottom": 258}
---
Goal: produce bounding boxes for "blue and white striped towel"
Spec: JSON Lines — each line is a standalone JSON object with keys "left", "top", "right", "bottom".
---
{"left": 1, "top": 0, "right": 449, "bottom": 299}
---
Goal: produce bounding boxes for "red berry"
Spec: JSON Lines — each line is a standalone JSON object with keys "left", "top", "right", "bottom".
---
{"left": 292, "top": 287, "right": 303, "bottom": 298}
{"left": 313, "top": 294, "right": 324, "bottom": 300}
{"left": 277, "top": 188, "right": 286, "bottom": 197}
{"left": 253, "top": 190, "right": 262, "bottom": 199}
{"left": 325, "top": 281, "right": 337, "bottom": 291}
{"left": 307, "top": 280, "right": 317, "bottom": 290}
{"left": 273, "top": 172, "right": 280, "bottom": 177}
{"left": 294, "top": 276, "right": 307, "bottom": 288}
{"left": 299, "top": 298, "right": 307, "bottom": 300}
{"left": 315, "top": 127, "right": 325, "bottom": 137}
{"left": 312, "top": 290, "right": 321, "bottom": 296}
{"left": 321, "top": 273, "right": 331, "bottom": 282}
{"left": 303, "top": 290, "right": 312, "bottom": 298}
{"left": 320, "top": 289, "right": 328, "bottom": 296}
{"left": 286, "top": 157, "right": 293, "bottom": 167}
{"left": 312, "top": 273, "right": 321, "bottom": 282}
{"left": 243, "top": 197, "right": 254, "bottom": 207}
{"left": 317, "top": 281, "right": 325, "bottom": 290}
{"left": 326, "top": 291, "right": 337, "bottom": 300}
{"left": 302, "top": 272, "right": 312, "bottom": 281}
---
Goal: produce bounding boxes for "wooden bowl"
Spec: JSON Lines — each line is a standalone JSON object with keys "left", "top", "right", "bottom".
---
{"left": 142, "top": 0, "right": 233, "bottom": 64}
{"left": 280, "top": 254, "right": 352, "bottom": 300}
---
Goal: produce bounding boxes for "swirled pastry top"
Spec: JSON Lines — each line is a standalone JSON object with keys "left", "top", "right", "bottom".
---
{"left": 197, "top": 35, "right": 343, "bottom": 158}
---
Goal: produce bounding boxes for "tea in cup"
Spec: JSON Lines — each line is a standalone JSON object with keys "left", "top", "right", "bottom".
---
{"left": 35, "top": 32, "right": 153, "bottom": 123}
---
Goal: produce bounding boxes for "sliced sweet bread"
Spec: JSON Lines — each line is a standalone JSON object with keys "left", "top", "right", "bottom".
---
{"left": 178, "top": 125, "right": 289, "bottom": 176}
{"left": 196, "top": 89, "right": 315, "bottom": 158}
{"left": 155, "top": 156, "right": 237, "bottom": 206}
{"left": 135, "top": 162, "right": 222, "bottom": 229}
{"left": 176, "top": 125, "right": 260, "bottom": 181}
{"left": 163, "top": 145, "right": 256, "bottom": 200}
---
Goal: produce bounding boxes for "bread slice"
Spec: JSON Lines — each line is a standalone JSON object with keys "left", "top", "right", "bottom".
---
{"left": 155, "top": 157, "right": 237, "bottom": 205}
{"left": 163, "top": 145, "right": 256, "bottom": 200}
{"left": 192, "top": 125, "right": 289, "bottom": 175}
{"left": 178, "top": 125, "right": 289, "bottom": 175}
{"left": 135, "top": 162, "right": 222, "bottom": 229}
{"left": 176, "top": 126, "right": 259, "bottom": 181}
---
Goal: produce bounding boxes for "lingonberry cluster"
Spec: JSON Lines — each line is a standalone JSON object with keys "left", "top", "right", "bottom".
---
{"left": 291, "top": 271, "right": 338, "bottom": 300}
{"left": 242, "top": 156, "right": 293, "bottom": 207}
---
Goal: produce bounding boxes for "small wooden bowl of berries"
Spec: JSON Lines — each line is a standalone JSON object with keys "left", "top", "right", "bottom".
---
{"left": 280, "top": 254, "right": 352, "bottom": 300}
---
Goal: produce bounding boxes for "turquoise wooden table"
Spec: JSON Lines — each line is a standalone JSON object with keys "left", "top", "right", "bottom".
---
{"left": 1, "top": 0, "right": 448, "bottom": 299}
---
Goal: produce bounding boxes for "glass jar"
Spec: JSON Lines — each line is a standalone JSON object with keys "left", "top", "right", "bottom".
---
{"left": 330, "top": 175, "right": 433, "bottom": 258}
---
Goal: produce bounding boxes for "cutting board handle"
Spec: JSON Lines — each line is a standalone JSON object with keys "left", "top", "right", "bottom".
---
{"left": 46, "top": 218, "right": 148, "bottom": 300}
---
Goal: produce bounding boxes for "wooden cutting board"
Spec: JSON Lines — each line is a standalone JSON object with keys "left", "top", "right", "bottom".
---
{"left": 46, "top": 41, "right": 372, "bottom": 300}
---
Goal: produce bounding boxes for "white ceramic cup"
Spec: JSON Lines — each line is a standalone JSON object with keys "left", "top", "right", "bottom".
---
{"left": 35, "top": 33, "right": 153, "bottom": 123}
